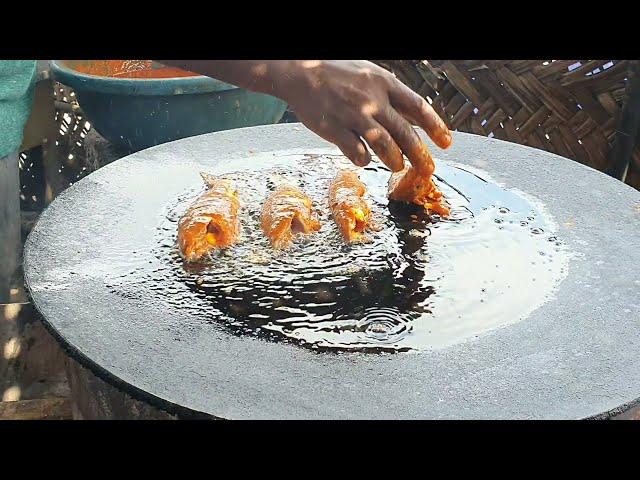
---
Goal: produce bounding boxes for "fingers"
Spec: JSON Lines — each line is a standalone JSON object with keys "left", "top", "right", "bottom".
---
{"left": 376, "top": 105, "right": 436, "bottom": 177}
{"left": 296, "top": 112, "right": 372, "bottom": 167}
{"left": 389, "top": 79, "right": 452, "bottom": 150}
{"left": 325, "top": 126, "right": 372, "bottom": 167}
{"left": 314, "top": 120, "right": 405, "bottom": 172}
{"left": 358, "top": 120, "right": 405, "bottom": 172}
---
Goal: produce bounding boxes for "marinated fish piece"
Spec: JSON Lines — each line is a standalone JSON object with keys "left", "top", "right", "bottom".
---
{"left": 388, "top": 165, "right": 450, "bottom": 216}
{"left": 387, "top": 136, "right": 450, "bottom": 216}
{"left": 178, "top": 173, "right": 240, "bottom": 262}
{"left": 388, "top": 137, "right": 449, "bottom": 217}
{"left": 261, "top": 184, "right": 320, "bottom": 249}
{"left": 329, "top": 170, "right": 376, "bottom": 243}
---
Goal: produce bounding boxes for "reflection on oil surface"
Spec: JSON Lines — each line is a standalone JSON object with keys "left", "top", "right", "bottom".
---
{"left": 108, "top": 151, "right": 570, "bottom": 352}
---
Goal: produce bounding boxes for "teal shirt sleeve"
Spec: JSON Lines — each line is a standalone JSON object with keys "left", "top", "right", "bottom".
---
{"left": 0, "top": 60, "right": 37, "bottom": 158}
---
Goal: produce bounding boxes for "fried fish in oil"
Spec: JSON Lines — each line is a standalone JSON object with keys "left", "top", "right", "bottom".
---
{"left": 388, "top": 165, "right": 450, "bottom": 217}
{"left": 177, "top": 173, "right": 240, "bottom": 262}
{"left": 387, "top": 138, "right": 449, "bottom": 217}
{"left": 329, "top": 170, "right": 377, "bottom": 243}
{"left": 261, "top": 184, "right": 320, "bottom": 249}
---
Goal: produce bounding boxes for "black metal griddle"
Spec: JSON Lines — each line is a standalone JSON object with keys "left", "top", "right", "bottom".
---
{"left": 23, "top": 124, "right": 640, "bottom": 419}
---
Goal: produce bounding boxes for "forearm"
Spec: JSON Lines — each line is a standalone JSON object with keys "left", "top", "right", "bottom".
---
{"left": 156, "top": 60, "right": 306, "bottom": 100}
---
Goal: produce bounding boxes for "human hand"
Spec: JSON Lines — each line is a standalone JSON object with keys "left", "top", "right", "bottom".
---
{"left": 275, "top": 60, "right": 452, "bottom": 176}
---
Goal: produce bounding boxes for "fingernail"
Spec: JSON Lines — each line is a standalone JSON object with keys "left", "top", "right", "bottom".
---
{"left": 442, "top": 132, "right": 452, "bottom": 148}
{"left": 392, "top": 159, "right": 406, "bottom": 173}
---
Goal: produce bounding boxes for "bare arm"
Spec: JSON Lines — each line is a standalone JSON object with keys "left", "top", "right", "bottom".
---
{"left": 158, "top": 60, "right": 451, "bottom": 176}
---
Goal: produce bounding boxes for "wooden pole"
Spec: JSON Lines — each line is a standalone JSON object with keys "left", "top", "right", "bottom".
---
{"left": 606, "top": 60, "right": 640, "bottom": 182}
{"left": 0, "top": 153, "right": 21, "bottom": 303}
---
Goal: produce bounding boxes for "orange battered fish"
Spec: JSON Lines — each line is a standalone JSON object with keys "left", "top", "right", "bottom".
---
{"left": 177, "top": 173, "right": 240, "bottom": 262}
{"left": 329, "top": 170, "right": 376, "bottom": 243}
{"left": 261, "top": 184, "right": 321, "bottom": 249}
{"left": 388, "top": 165, "right": 450, "bottom": 217}
{"left": 387, "top": 136, "right": 450, "bottom": 217}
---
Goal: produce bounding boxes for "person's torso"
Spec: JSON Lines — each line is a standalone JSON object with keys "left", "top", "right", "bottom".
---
{"left": 0, "top": 60, "right": 37, "bottom": 158}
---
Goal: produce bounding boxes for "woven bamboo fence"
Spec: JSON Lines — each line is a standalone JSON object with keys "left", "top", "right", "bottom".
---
{"left": 376, "top": 60, "right": 640, "bottom": 190}
{"left": 51, "top": 61, "right": 640, "bottom": 190}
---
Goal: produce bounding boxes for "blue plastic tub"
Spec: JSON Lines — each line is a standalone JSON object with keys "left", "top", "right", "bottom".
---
{"left": 50, "top": 60, "right": 288, "bottom": 151}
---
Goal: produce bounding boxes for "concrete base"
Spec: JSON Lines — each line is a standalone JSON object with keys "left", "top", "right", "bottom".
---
{"left": 64, "top": 356, "right": 176, "bottom": 420}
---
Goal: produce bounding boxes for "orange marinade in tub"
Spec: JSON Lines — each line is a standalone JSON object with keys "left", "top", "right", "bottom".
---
{"left": 75, "top": 60, "right": 198, "bottom": 79}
